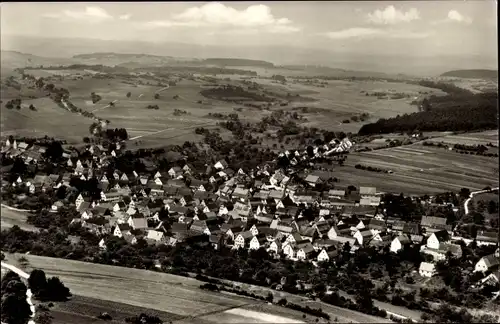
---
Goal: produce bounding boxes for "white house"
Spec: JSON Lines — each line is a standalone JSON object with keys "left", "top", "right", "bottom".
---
{"left": 234, "top": 231, "right": 253, "bottom": 249}
{"left": 390, "top": 235, "right": 411, "bottom": 253}
{"left": 317, "top": 246, "right": 337, "bottom": 263}
{"left": 475, "top": 254, "right": 500, "bottom": 273}
{"left": 354, "top": 229, "right": 373, "bottom": 246}
{"left": 214, "top": 159, "right": 228, "bottom": 170}
{"left": 426, "top": 230, "right": 450, "bottom": 250}
{"left": 249, "top": 235, "right": 267, "bottom": 250}
{"left": 147, "top": 230, "right": 166, "bottom": 243}
{"left": 419, "top": 262, "right": 436, "bottom": 278}
{"left": 296, "top": 243, "right": 315, "bottom": 261}
{"left": 268, "top": 240, "right": 282, "bottom": 254}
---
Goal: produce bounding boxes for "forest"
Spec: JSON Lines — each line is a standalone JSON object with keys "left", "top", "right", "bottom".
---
{"left": 358, "top": 92, "right": 498, "bottom": 135}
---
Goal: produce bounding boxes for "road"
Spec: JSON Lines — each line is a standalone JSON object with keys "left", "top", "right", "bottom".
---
{"left": 1, "top": 262, "right": 36, "bottom": 324}
{"left": 464, "top": 187, "right": 499, "bottom": 215}
{"left": 129, "top": 121, "right": 214, "bottom": 141}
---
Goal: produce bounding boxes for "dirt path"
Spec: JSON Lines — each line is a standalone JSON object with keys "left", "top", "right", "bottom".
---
{"left": 464, "top": 187, "right": 499, "bottom": 215}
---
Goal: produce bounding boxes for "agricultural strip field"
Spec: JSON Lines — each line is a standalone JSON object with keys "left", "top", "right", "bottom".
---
{"left": 0, "top": 206, "right": 37, "bottom": 231}
{"left": 9, "top": 254, "right": 365, "bottom": 324}
{"left": 50, "top": 295, "right": 183, "bottom": 324}
{"left": 424, "top": 130, "right": 499, "bottom": 146}
{"left": 337, "top": 144, "right": 498, "bottom": 195}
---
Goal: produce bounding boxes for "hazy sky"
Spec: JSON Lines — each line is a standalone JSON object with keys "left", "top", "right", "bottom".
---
{"left": 1, "top": 1, "right": 497, "bottom": 58}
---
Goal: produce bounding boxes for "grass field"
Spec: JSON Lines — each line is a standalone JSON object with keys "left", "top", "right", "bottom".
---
{"left": 0, "top": 206, "right": 37, "bottom": 231}
{"left": 0, "top": 97, "right": 93, "bottom": 143}
{"left": 335, "top": 144, "right": 499, "bottom": 195}
{"left": 3, "top": 253, "right": 392, "bottom": 324}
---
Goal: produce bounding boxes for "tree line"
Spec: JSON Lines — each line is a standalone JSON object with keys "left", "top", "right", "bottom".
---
{"left": 358, "top": 92, "right": 498, "bottom": 135}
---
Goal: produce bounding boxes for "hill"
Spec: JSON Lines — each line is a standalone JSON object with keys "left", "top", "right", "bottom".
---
{"left": 202, "top": 58, "right": 274, "bottom": 68}
{"left": 441, "top": 69, "right": 497, "bottom": 80}
{"left": 73, "top": 52, "right": 198, "bottom": 67}
{"left": 0, "top": 51, "right": 75, "bottom": 72}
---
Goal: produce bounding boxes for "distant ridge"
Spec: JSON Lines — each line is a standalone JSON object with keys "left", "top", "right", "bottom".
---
{"left": 202, "top": 58, "right": 274, "bottom": 68}
{"left": 441, "top": 69, "right": 497, "bottom": 80}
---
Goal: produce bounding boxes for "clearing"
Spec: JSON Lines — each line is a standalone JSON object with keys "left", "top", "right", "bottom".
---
{"left": 0, "top": 206, "right": 37, "bottom": 231}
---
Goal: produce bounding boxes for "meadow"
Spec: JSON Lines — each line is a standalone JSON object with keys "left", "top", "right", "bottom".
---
{"left": 0, "top": 206, "right": 36, "bottom": 232}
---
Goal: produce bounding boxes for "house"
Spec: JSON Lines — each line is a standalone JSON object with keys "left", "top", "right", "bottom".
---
{"left": 421, "top": 216, "right": 451, "bottom": 234}
{"left": 419, "top": 262, "right": 436, "bottom": 277}
{"left": 475, "top": 254, "right": 500, "bottom": 273}
{"left": 426, "top": 230, "right": 450, "bottom": 250}
{"left": 296, "top": 243, "right": 316, "bottom": 260}
{"left": 232, "top": 187, "right": 249, "bottom": 201}
{"left": 403, "top": 223, "right": 421, "bottom": 236}
{"left": 314, "top": 222, "right": 331, "bottom": 238}
{"left": 209, "top": 234, "right": 223, "bottom": 250}
{"left": 390, "top": 235, "right": 411, "bottom": 253}
{"left": 298, "top": 226, "right": 317, "bottom": 242}
{"left": 234, "top": 231, "right": 253, "bottom": 249}
{"left": 366, "top": 219, "right": 387, "bottom": 234}
{"left": 127, "top": 214, "right": 148, "bottom": 230}
{"left": 268, "top": 240, "right": 282, "bottom": 254}
{"left": 317, "top": 246, "right": 338, "bottom": 263}
{"left": 305, "top": 174, "right": 321, "bottom": 187}
{"left": 114, "top": 224, "right": 131, "bottom": 238}
{"left": 478, "top": 271, "right": 500, "bottom": 287}
{"left": 214, "top": 159, "right": 229, "bottom": 170}
{"left": 51, "top": 201, "right": 64, "bottom": 211}
{"left": 146, "top": 230, "right": 166, "bottom": 243}
{"left": 327, "top": 224, "right": 351, "bottom": 240}
{"left": 354, "top": 229, "right": 373, "bottom": 246}
{"left": 476, "top": 231, "right": 499, "bottom": 246}
{"left": 249, "top": 234, "right": 268, "bottom": 250}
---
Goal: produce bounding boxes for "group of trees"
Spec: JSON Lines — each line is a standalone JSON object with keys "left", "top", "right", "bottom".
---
{"left": 358, "top": 92, "right": 498, "bottom": 135}
{"left": 5, "top": 98, "right": 22, "bottom": 110}
{"left": 1, "top": 271, "right": 32, "bottom": 324}
{"left": 90, "top": 92, "right": 102, "bottom": 104}
{"left": 28, "top": 269, "right": 71, "bottom": 302}
{"left": 354, "top": 164, "right": 391, "bottom": 174}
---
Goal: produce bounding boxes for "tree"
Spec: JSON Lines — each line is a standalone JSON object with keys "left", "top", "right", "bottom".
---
{"left": 306, "top": 146, "right": 314, "bottom": 157}
{"left": 125, "top": 313, "right": 163, "bottom": 324}
{"left": 460, "top": 188, "right": 471, "bottom": 199}
{"left": 28, "top": 269, "right": 48, "bottom": 297}
{"left": 44, "top": 277, "right": 71, "bottom": 301}
{"left": 1, "top": 293, "right": 32, "bottom": 324}
{"left": 487, "top": 200, "right": 498, "bottom": 214}
{"left": 154, "top": 93, "right": 160, "bottom": 100}
{"left": 126, "top": 92, "right": 131, "bottom": 98}
{"left": 29, "top": 104, "right": 36, "bottom": 111}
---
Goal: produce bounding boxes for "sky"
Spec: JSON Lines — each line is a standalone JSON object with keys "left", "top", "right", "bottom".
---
{"left": 1, "top": 1, "right": 497, "bottom": 60}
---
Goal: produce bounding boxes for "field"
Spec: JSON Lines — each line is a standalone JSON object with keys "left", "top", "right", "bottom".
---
{"left": 2, "top": 66, "right": 448, "bottom": 144}
{"left": 249, "top": 78, "right": 446, "bottom": 133}
{"left": 0, "top": 206, "right": 37, "bottom": 231}
{"left": 5, "top": 254, "right": 381, "bottom": 324}
{"left": 0, "top": 97, "right": 93, "bottom": 143}
{"left": 336, "top": 144, "right": 499, "bottom": 195}
{"left": 424, "top": 130, "right": 499, "bottom": 146}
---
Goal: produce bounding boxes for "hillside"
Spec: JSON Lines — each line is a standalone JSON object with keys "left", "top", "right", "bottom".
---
{"left": 441, "top": 69, "right": 497, "bottom": 80}
{"left": 0, "top": 51, "right": 75, "bottom": 72}
{"left": 73, "top": 52, "right": 198, "bottom": 66}
{"left": 202, "top": 58, "right": 274, "bottom": 68}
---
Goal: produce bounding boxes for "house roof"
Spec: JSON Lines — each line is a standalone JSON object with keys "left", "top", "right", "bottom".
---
{"left": 396, "top": 235, "right": 411, "bottom": 245}
{"left": 432, "top": 229, "right": 450, "bottom": 242}
{"left": 305, "top": 175, "right": 320, "bottom": 183}
{"left": 403, "top": 223, "right": 421, "bottom": 235}
{"left": 359, "top": 187, "right": 376, "bottom": 195}
{"left": 421, "top": 216, "right": 447, "bottom": 227}
{"left": 482, "top": 254, "right": 500, "bottom": 269}
{"left": 419, "top": 262, "right": 435, "bottom": 272}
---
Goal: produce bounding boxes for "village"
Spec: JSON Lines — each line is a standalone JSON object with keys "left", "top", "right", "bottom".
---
{"left": 1, "top": 134, "right": 498, "bottom": 293}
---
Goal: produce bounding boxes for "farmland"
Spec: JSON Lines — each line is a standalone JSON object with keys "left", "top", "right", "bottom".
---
{"left": 5, "top": 254, "right": 381, "bottom": 324}
{"left": 424, "top": 130, "right": 499, "bottom": 147}
{"left": 2, "top": 64, "right": 449, "bottom": 144}
{"left": 338, "top": 144, "right": 499, "bottom": 195}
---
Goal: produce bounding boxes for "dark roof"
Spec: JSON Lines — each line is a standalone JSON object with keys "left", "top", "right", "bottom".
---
{"left": 403, "top": 223, "right": 421, "bottom": 235}
{"left": 433, "top": 229, "right": 450, "bottom": 242}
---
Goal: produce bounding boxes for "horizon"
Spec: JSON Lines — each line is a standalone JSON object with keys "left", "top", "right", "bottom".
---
{"left": 1, "top": 2, "right": 498, "bottom": 75}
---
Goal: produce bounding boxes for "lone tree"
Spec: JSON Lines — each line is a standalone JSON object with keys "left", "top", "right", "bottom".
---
{"left": 126, "top": 92, "right": 131, "bottom": 98}
{"left": 154, "top": 93, "right": 160, "bottom": 100}
{"left": 28, "top": 269, "right": 48, "bottom": 298}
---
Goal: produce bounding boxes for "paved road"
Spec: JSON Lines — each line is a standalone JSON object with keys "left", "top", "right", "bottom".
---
{"left": 1, "top": 262, "right": 36, "bottom": 324}
{"left": 464, "top": 187, "right": 499, "bottom": 215}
